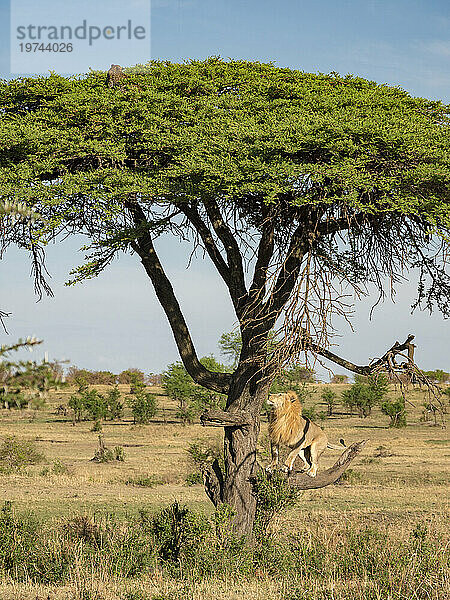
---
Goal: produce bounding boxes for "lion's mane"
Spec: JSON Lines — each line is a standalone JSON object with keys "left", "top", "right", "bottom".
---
{"left": 268, "top": 390, "right": 303, "bottom": 447}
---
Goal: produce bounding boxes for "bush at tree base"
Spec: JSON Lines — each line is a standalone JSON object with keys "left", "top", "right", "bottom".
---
{"left": 0, "top": 501, "right": 446, "bottom": 600}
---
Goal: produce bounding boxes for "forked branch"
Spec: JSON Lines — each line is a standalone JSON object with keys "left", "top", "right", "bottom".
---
{"left": 286, "top": 440, "right": 367, "bottom": 489}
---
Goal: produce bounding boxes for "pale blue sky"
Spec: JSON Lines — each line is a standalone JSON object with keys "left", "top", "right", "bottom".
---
{"left": 0, "top": 0, "right": 449, "bottom": 378}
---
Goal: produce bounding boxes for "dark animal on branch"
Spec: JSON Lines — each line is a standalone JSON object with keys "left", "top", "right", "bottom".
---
{"left": 106, "top": 64, "right": 126, "bottom": 88}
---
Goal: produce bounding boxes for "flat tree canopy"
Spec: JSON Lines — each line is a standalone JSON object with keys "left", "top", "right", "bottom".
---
{"left": 1, "top": 59, "right": 449, "bottom": 534}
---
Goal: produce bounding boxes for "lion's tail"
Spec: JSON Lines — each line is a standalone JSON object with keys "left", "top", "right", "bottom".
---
{"left": 327, "top": 438, "right": 346, "bottom": 450}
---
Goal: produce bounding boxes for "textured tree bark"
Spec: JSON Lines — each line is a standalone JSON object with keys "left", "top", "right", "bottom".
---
{"left": 286, "top": 441, "right": 367, "bottom": 489}
{"left": 203, "top": 365, "right": 270, "bottom": 536}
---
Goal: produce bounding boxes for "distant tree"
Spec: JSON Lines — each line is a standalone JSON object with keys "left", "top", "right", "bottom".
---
{"left": 146, "top": 373, "right": 162, "bottom": 386}
{"left": 423, "top": 370, "right": 449, "bottom": 384}
{"left": 1, "top": 352, "right": 64, "bottom": 410}
{"left": 118, "top": 369, "right": 145, "bottom": 386}
{"left": 330, "top": 374, "right": 349, "bottom": 384}
{"left": 92, "top": 371, "right": 117, "bottom": 385}
{"left": 127, "top": 380, "right": 157, "bottom": 424}
{"left": 321, "top": 388, "right": 338, "bottom": 416}
{"left": 218, "top": 331, "right": 242, "bottom": 368}
{"left": 341, "top": 383, "right": 374, "bottom": 418}
{"left": 69, "top": 384, "right": 122, "bottom": 423}
{"left": 381, "top": 397, "right": 407, "bottom": 428}
{"left": 105, "top": 386, "right": 123, "bottom": 420}
{"left": 367, "top": 374, "right": 389, "bottom": 403}
{"left": 271, "top": 365, "right": 315, "bottom": 395}
{"left": 341, "top": 374, "right": 388, "bottom": 418}
{"left": 66, "top": 367, "right": 92, "bottom": 387}
{"left": 162, "top": 362, "right": 196, "bottom": 424}
{"left": 163, "top": 357, "right": 228, "bottom": 424}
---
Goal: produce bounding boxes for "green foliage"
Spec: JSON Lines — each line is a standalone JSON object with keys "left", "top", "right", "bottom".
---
{"left": 218, "top": 330, "right": 242, "bottom": 368}
{"left": 0, "top": 501, "right": 446, "bottom": 597}
{"left": 91, "top": 437, "right": 125, "bottom": 463}
{"left": 184, "top": 472, "right": 203, "bottom": 486}
{"left": 128, "top": 386, "right": 157, "bottom": 424}
{"left": 321, "top": 388, "right": 338, "bottom": 416}
{"left": 0, "top": 436, "right": 45, "bottom": 472}
{"left": 186, "top": 440, "right": 223, "bottom": 485}
{"left": 105, "top": 385, "right": 123, "bottom": 420}
{"left": 301, "top": 404, "right": 317, "bottom": 420}
{"left": 2, "top": 62, "right": 449, "bottom": 226}
{"left": 149, "top": 501, "right": 211, "bottom": 562}
{"left": 271, "top": 365, "right": 315, "bottom": 395}
{"left": 163, "top": 358, "right": 228, "bottom": 424}
{"left": 1, "top": 61, "right": 448, "bottom": 321}
{"left": 381, "top": 397, "right": 407, "bottom": 428}
{"left": 0, "top": 353, "right": 64, "bottom": 410}
{"left": 254, "top": 470, "right": 301, "bottom": 539}
{"left": 125, "top": 475, "right": 162, "bottom": 487}
{"left": 68, "top": 384, "right": 124, "bottom": 423}
{"left": 187, "top": 440, "right": 222, "bottom": 470}
{"left": 341, "top": 375, "right": 388, "bottom": 418}
{"left": 423, "top": 369, "right": 450, "bottom": 383}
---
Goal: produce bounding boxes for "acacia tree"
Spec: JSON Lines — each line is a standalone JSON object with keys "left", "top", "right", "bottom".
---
{"left": 1, "top": 60, "right": 449, "bottom": 535}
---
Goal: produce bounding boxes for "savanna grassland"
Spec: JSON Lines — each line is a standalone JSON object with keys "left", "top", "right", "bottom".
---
{"left": 0, "top": 382, "right": 448, "bottom": 600}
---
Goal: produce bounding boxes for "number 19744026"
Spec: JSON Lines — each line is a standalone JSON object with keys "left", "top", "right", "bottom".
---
{"left": 19, "top": 43, "right": 73, "bottom": 52}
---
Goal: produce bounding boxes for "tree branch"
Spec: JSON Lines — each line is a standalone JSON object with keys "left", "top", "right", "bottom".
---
{"left": 200, "top": 408, "right": 253, "bottom": 428}
{"left": 308, "top": 335, "right": 417, "bottom": 376}
{"left": 287, "top": 441, "right": 366, "bottom": 489}
{"left": 203, "top": 200, "right": 248, "bottom": 313}
{"left": 264, "top": 222, "right": 309, "bottom": 323}
{"left": 127, "top": 200, "right": 231, "bottom": 394}
{"left": 249, "top": 213, "right": 275, "bottom": 301}
{"left": 178, "top": 203, "right": 245, "bottom": 311}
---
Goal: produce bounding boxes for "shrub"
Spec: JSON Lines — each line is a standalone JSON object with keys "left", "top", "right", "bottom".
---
{"left": 91, "top": 436, "right": 125, "bottom": 463}
{"left": 52, "top": 460, "right": 73, "bottom": 475}
{"left": 128, "top": 389, "right": 157, "bottom": 424}
{"left": 254, "top": 470, "right": 301, "bottom": 540}
{"left": 150, "top": 501, "right": 210, "bottom": 562}
{"left": 0, "top": 436, "right": 45, "bottom": 472}
{"left": 163, "top": 359, "right": 228, "bottom": 424}
{"left": 301, "top": 404, "right": 317, "bottom": 420}
{"left": 125, "top": 475, "right": 162, "bottom": 487}
{"left": 106, "top": 385, "right": 123, "bottom": 420}
{"left": 186, "top": 440, "right": 223, "bottom": 482}
{"left": 381, "top": 397, "right": 407, "bottom": 428}
{"left": 270, "top": 366, "right": 315, "bottom": 394}
{"left": 341, "top": 376, "right": 387, "bottom": 418}
{"left": 185, "top": 471, "right": 203, "bottom": 486}
{"left": 321, "top": 388, "right": 338, "bottom": 416}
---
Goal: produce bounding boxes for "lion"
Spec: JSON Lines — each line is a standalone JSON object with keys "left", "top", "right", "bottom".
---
{"left": 266, "top": 390, "right": 346, "bottom": 477}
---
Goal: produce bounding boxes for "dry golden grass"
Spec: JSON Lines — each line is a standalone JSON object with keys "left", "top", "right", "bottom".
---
{"left": 0, "top": 383, "right": 448, "bottom": 599}
{"left": 0, "top": 383, "right": 447, "bottom": 520}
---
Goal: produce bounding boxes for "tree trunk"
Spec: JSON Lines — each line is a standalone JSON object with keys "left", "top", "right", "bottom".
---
{"left": 221, "top": 375, "right": 268, "bottom": 537}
